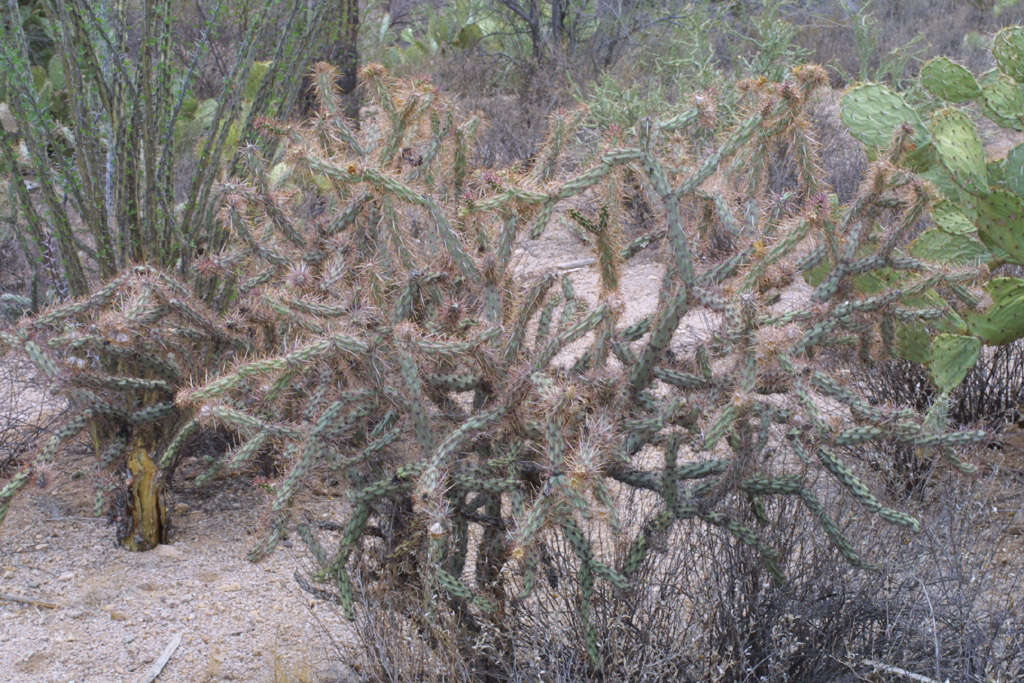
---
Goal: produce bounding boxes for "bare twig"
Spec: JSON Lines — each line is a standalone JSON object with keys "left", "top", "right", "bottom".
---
{"left": 139, "top": 631, "right": 183, "bottom": 683}
{"left": 0, "top": 592, "right": 60, "bottom": 609}
{"left": 861, "top": 659, "right": 946, "bottom": 683}
{"left": 555, "top": 258, "right": 597, "bottom": 271}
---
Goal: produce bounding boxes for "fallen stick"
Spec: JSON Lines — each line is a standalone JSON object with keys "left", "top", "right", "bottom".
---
{"left": 0, "top": 592, "right": 59, "bottom": 609}
{"left": 862, "top": 659, "right": 945, "bottom": 683}
{"left": 555, "top": 258, "right": 597, "bottom": 271}
{"left": 139, "top": 631, "right": 183, "bottom": 683}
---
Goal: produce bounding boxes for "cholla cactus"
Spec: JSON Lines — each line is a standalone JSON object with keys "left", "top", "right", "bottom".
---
{"left": 173, "top": 64, "right": 985, "bottom": 674}
{"left": 0, "top": 60, "right": 991, "bottom": 675}
{"left": 0, "top": 266, "right": 250, "bottom": 548}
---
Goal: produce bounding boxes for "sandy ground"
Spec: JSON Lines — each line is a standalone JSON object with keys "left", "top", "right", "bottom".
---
{"left": 0, "top": 448, "right": 358, "bottom": 682}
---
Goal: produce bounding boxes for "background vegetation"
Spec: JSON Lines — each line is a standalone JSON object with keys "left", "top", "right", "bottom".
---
{"left": 2, "top": 1, "right": 1024, "bottom": 680}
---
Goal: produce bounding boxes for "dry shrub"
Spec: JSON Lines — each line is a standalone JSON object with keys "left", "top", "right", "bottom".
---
{"left": 843, "top": 339, "right": 1024, "bottom": 498}
{"left": 0, "top": 359, "right": 67, "bottom": 477}
{"left": 806, "top": 89, "right": 867, "bottom": 203}
{"left": 857, "top": 341, "right": 1024, "bottom": 431}
{"left": 330, "top": 466, "right": 1023, "bottom": 682}
{"left": 792, "top": 0, "right": 1024, "bottom": 84}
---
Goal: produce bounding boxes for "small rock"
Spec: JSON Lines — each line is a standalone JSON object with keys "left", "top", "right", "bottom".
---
{"left": 318, "top": 662, "right": 361, "bottom": 683}
{"left": 218, "top": 582, "right": 242, "bottom": 592}
{"left": 58, "top": 571, "right": 75, "bottom": 582}
{"left": 34, "top": 543, "right": 49, "bottom": 551}
{"left": 109, "top": 610, "right": 128, "bottom": 622}
{"left": 153, "top": 544, "right": 184, "bottom": 559}
{"left": 173, "top": 502, "right": 191, "bottom": 515}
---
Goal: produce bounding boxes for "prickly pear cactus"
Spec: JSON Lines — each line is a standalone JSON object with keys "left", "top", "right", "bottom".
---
{"left": 841, "top": 26, "right": 1024, "bottom": 393}
{"left": 841, "top": 83, "right": 926, "bottom": 151}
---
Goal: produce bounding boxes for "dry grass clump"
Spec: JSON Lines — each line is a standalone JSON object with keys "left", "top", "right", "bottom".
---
{"left": 792, "top": 0, "right": 1024, "bottom": 84}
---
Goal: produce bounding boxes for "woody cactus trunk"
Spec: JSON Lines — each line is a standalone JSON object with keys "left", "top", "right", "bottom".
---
{"left": 0, "top": 59, "right": 994, "bottom": 675}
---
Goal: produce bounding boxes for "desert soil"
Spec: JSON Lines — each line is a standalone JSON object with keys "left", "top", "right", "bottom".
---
{"left": 1, "top": 450, "right": 360, "bottom": 682}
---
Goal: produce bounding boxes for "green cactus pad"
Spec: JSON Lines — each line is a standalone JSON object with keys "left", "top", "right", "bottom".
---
{"left": 852, "top": 267, "right": 901, "bottom": 296}
{"left": 894, "top": 322, "right": 932, "bottom": 363}
{"left": 928, "top": 334, "right": 981, "bottom": 392}
{"left": 975, "top": 188, "right": 1024, "bottom": 264}
{"left": 994, "top": 26, "right": 1024, "bottom": 83}
{"left": 989, "top": 159, "right": 1008, "bottom": 187}
{"left": 980, "top": 72, "right": 1024, "bottom": 122}
{"left": 1002, "top": 143, "right": 1024, "bottom": 196}
{"left": 977, "top": 70, "right": 1024, "bottom": 131}
{"left": 901, "top": 140, "right": 938, "bottom": 174}
{"left": 930, "top": 108, "right": 988, "bottom": 195}
{"left": 841, "top": 83, "right": 927, "bottom": 150}
{"left": 921, "top": 57, "right": 981, "bottom": 102}
{"left": 932, "top": 200, "right": 977, "bottom": 235}
{"left": 910, "top": 229, "right": 992, "bottom": 265}
{"left": 966, "top": 277, "right": 1024, "bottom": 345}
{"left": 902, "top": 290, "right": 968, "bottom": 334}
{"left": 920, "top": 161, "right": 974, "bottom": 207}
